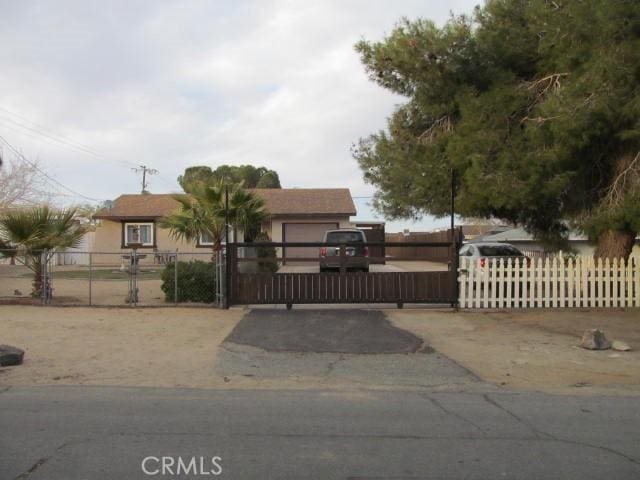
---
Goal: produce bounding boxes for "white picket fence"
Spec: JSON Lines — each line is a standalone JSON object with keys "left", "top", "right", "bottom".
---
{"left": 458, "top": 256, "right": 640, "bottom": 309}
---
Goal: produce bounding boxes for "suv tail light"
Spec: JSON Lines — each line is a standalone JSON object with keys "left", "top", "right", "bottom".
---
{"left": 480, "top": 258, "right": 486, "bottom": 268}
{"left": 319, "top": 247, "right": 327, "bottom": 257}
{"left": 363, "top": 246, "right": 369, "bottom": 257}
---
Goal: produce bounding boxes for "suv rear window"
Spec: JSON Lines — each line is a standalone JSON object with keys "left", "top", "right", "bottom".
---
{"left": 325, "top": 231, "right": 365, "bottom": 243}
{"left": 478, "top": 245, "right": 523, "bottom": 256}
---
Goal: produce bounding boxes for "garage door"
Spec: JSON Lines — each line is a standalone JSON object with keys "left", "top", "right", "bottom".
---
{"left": 283, "top": 223, "right": 338, "bottom": 263}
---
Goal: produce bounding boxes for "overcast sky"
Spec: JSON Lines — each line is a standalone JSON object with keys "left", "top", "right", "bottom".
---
{"left": 0, "top": 0, "right": 479, "bottom": 232}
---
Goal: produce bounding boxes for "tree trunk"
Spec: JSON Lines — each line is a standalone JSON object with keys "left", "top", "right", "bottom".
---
{"left": 31, "top": 256, "right": 43, "bottom": 298}
{"left": 593, "top": 229, "right": 636, "bottom": 260}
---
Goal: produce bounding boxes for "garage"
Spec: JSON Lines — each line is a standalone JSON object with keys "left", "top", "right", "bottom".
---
{"left": 283, "top": 222, "right": 338, "bottom": 264}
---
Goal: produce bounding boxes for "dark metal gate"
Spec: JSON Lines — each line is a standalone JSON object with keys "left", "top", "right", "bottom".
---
{"left": 227, "top": 238, "right": 459, "bottom": 308}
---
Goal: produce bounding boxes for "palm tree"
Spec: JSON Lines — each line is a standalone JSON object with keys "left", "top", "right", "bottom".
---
{"left": 159, "top": 181, "right": 268, "bottom": 255}
{"left": 0, "top": 206, "right": 88, "bottom": 297}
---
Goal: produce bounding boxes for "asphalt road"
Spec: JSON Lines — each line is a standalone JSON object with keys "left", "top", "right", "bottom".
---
{"left": 1, "top": 385, "right": 639, "bottom": 480}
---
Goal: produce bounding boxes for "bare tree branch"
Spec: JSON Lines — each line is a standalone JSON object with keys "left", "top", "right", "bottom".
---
{"left": 417, "top": 115, "right": 453, "bottom": 144}
{"left": 523, "top": 73, "right": 569, "bottom": 99}
{"left": 602, "top": 151, "right": 640, "bottom": 209}
{"left": 0, "top": 154, "right": 53, "bottom": 209}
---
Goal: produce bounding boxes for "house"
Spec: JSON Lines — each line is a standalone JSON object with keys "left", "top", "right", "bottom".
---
{"left": 470, "top": 227, "right": 640, "bottom": 256}
{"left": 469, "top": 227, "right": 593, "bottom": 254}
{"left": 460, "top": 224, "right": 510, "bottom": 242}
{"left": 92, "top": 188, "right": 356, "bottom": 263}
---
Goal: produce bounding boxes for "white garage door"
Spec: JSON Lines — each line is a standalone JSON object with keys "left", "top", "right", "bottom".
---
{"left": 283, "top": 223, "right": 338, "bottom": 262}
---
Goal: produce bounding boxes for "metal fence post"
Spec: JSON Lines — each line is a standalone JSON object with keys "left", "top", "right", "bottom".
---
{"left": 41, "top": 249, "right": 47, "bottom": 305}
{"left": 339, "top": 244, "right": 346, "bottom": 274}
{"left": 217, "top": 249, "right": 224, "bottom": 308}
{"left": 174, "top": 250, "right": 178, "bottom": 305}
{"left": 451, "top": 229, "right": 459, "bottom": 309}
{"left": 224, "top": 245, "right": 231, "bottom": 309}
{"left": 133, "top": 249, "right": 138, "bottom": 306}
{"left": 89, "top": 252, "right": 93, "bottom": 306}
{"left": 450, "top": 167, "right": 459, "bottom": 309}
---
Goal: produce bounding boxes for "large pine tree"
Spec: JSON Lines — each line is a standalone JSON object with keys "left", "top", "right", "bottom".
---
{"left": 354, "top": 0, "right": 640, "bottom": 258}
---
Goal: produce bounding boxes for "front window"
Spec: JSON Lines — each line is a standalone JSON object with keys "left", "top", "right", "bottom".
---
{"left": 199, "top": 231, "right": 214, "bottom": 246}
{"left": 125, "top": 223, "right": 154, "bottom": 246}
{"left": 199, "top": 230, "right": 233, "bottom": 246}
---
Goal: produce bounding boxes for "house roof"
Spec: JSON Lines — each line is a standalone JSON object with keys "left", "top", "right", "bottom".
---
{"left": 247, "top": 188, "right": 356, "bottom": 216}
{"left": 460, "top": 224, "right": 510, "bottom": 239}
{"left": 93, "top": 189, "right": 356, "bottom": 220}
{"left": 473, "top": 227, "right": 589, "bottom": 243}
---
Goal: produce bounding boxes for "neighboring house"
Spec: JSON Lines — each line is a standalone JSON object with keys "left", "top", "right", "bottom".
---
{"left": 470, "top": 227, "right": 593, "bottom": 254}
{"left": 470, "top": 227, "right": 640, "bottom": 257}
{"left": 460, "top": 224, "right": 510, "bottom": 242}
{"left": 92, "top": 188, "right": 356, "bottom": 263}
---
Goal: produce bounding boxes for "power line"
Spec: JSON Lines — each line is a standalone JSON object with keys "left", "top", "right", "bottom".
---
{"left": 132, "top": 165, "right": 158, "bottom": 194}
{"left": 0, "top": 134, "right": 105, "bottom": 202}
{"left": 155, "top": 173, "right": 178, "bottom": 190}
{"left": 0, "top": 114, "right": 104, "bottom": 158}
{"left": 0, "top": 107, "right": 139, "bottom": 168}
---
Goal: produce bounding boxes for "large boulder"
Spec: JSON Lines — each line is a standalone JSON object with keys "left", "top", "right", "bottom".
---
{"left": 0, "top": 345, "right": 25, "bottom": 366}
{"left": 580, "top": 329, "right": 611, "bottom": 350}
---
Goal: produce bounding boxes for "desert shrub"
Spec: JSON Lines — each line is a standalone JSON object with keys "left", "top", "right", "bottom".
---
{"left": 161, "top": 260, "right": 217, "bottom": 303}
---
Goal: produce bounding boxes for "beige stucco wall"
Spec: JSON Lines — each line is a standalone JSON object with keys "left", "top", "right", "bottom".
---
{"left": 265, "top": 216, "right": 352, "bottom": 259}
{"left": 92, "top": 216, "right": 353, "bottom": 265}
{"left": 91, "top": 220, "right": 213, "bottom": 265}
{"left": 268, "top": 217, "right": 353, "bottom": 242}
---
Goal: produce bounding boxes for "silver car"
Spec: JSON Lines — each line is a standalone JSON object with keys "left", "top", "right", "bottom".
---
{"left": 459, "top": 242, "right": 529, "bottom": 268}
{"left": 319, "top": 229, "right": 369, "bottom": 272}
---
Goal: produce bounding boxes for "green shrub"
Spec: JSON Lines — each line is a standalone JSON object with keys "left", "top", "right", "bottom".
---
{"left": 254, "top": 232, "right": 279, "bottom": 273}
{"left": 161, "top": 260, "right": 217, "bottom": 303}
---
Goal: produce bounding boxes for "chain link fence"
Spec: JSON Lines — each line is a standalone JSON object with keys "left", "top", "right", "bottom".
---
{"left": 0, "top": 249, "right": 225, "bottom": 307}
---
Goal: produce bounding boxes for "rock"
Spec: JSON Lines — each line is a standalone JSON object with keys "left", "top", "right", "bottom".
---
{"left": 0, "top": 345, "right": 25, "bottom": 366}
{"left": 612, "top": 340, "right": 631, "bottom": 352}
{"left": 580, "top": 329, "right": 611, "bottom": 350}
{"left": 13, "top": 289, "right": 22, "bottom": 296}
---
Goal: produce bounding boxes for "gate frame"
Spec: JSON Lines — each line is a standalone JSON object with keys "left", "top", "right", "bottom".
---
{"left": 225, "top": 238, "right": 461, "bottom": 308}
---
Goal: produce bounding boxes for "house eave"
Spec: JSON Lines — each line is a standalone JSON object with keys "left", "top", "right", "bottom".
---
{"left": 93, "top": 215, "right": 162, "bottom": 221}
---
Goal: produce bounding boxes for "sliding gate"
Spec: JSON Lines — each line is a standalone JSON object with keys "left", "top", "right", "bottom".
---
{"left": 227, "top": 239, "right": 459, "bottom": 307}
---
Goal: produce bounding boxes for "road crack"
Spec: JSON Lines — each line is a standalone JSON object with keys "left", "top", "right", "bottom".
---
{"left": 482, "top": 393, "right": 554, "bottom": 440}
{"left": 325, "top": 355, "right": 346, "bottom": 377}
{"left": 423, "top": 394, "right": 487, "bottom": 436}
{"left": 13, "top": 438, "right": 91, "bottom": 480}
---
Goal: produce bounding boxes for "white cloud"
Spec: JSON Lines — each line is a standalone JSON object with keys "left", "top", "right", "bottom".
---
{"left": 0, "top": 0, "right": 478, "bottom": 229}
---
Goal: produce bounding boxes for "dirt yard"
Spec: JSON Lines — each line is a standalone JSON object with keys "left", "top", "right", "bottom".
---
{"left": 0, "top": 264, "right": 169, "bottom": 306}
{"left": 1, "top": 306, "right": 638, "bottom": 394}
{"left": 390, "top": 308, "right": 640, "bottom": 395}
{"left": 0, "top": 307, "right": 243, "bottom": 388}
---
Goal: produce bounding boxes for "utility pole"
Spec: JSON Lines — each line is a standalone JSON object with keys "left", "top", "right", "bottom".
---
{"left": 131, "top": 165, "right": 158, "bottom": 193}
